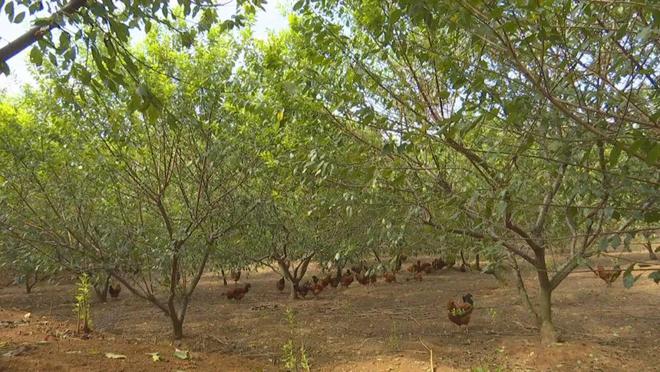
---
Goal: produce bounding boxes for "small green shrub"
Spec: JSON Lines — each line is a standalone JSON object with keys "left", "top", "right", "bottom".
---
{"left": 73, "top": 273, "right": 93, "bottom": 335}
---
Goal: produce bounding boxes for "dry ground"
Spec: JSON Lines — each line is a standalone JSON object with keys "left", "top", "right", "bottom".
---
{"left": 0, "top": 253, "right": 658, "bottom": 371}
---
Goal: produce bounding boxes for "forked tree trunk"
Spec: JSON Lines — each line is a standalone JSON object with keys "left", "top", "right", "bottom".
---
{"left": 25, "top": 272, "right": 38, "bottom": 294}
{"left": 290, "top": 280, "right": 300, "bottom": 300}
{"left": 275, "top": 253, "right": 314, "bottom": 301}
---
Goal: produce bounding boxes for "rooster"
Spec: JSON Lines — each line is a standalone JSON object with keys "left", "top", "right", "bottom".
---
{"left": 340, "top": 270, "right": 354, "bottom": 288}
{"left": 276, "top": 277, "right": 285, "bottom": 292}
{"left": 588, "top": 264, "right": 622, "bottom": 286}
{"left": 225, "top": 283, "right": 251, "bottom": 301}
{"left": 108, "top": 283, "right": 121, "bottom": 299}
{"left": 447, "top": 293, "right": 474, "bottom": 333}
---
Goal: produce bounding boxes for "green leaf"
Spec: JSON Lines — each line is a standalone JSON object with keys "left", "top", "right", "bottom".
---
{"left": 5, "top": 2, "right": 14, "bottom": 21}
{"left": 173, "top": 349, "right": 190, "bottom": 360}
{"left": 13, "top": 11, "right": 25, "bottom": 23}
{"left": 29, "top": 47, "right": 43, "bottom": 66}
{"left": 622, "top": 263, "right": 637, "bottom": 289}
{"left": 648, "top": 270, "right": 660, "bottom": 284}
{"left": 609, "top": 146, "right": 622, "bottom": 167}
{"left": 609, "top": 235, "right": 621, "bottom": 249}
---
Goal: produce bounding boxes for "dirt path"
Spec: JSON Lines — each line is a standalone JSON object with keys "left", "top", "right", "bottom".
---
{"left": 1, "top": 254, "right": 658, "bottom": 371}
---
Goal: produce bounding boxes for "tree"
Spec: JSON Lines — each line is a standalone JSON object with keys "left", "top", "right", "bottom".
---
{"left": 0, "top": 29, "right": 262, "bottom": 339}
{"left": 0, "top": 0, "right": 266, "bottom": 76}
{"left": 287, "top": 1, "right": 658, "bottom": 344}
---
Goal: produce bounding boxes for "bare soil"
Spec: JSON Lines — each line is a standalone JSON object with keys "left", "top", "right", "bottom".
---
{"left": 1, "top": 253, "right": 658, "bottom": 371}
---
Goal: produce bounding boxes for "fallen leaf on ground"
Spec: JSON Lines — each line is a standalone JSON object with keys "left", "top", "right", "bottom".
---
{"left": 173, "top": 349, "right": 190, "bottom": 360}
{"left": 105, "top": 352, "right": 127, "bottom": 359}
{"left": 146, "top": 352, "right": 163, "bottom": 362}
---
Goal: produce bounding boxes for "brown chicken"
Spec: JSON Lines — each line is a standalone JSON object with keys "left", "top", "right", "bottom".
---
{"left": 356, "top": 273, "right": 369, "bottom": 286}
{"left": 448, "top": 293, "right": 474, "bottom": 332}
{"left": 406, "top": 272, "right": 423, "bottom": 282}
{"left": 297, "top": 281, "right": 311, "bottom": 298}
{"left": 591, "top": 264, "right": 622, "bottom": 286}
{"left": 383, "top": 272, "right": 397, "bottom": 283}
{"left": 276, "top": 277, "right": 285, "bottom": 292}
{"left": 329, "top": 276, "right": 340, "bottom": 288}
{"left": 225, "top": 283, "right": 251, "bottom": 301}
{"left": 320, "top": 275, "right": 332, "bottom": 288}
{"left": 340, "top": 270, "right": 354, "bottom": 288}
{"left": 109, "top": 283, "right": 121, "bottom": 298}
{"left": 312, "top": 282, "right": 325, "bottom": 296}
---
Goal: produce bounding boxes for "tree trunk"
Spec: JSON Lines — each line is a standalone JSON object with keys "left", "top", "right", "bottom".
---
{"left": 221, "top": 269, "right": 228, "bottom": 286}
{"left": 170, "top": 315, "right": 184, "bottom": 340}
{"left": 474, "top": 254, "right": 480, "bottom": 271}
{"left": 25, "top": 272, "right": 37, "bottom": 294}
{"left": 290, "top": 281, "right": 300, "bottom": 300}
{"left": 645, "top": 239, "right": 658, "bottom": 260}
{"left": 537, "top": 270, "right": 559, "bottom": 345}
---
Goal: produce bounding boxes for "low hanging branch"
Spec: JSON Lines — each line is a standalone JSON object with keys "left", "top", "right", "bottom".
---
{"left": 0, "top": 0, "right": 88, "bottom": 64}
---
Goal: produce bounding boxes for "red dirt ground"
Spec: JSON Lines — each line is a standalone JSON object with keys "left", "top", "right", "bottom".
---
{"left": 1, "top": 253, "right": 658, "bottom": 371}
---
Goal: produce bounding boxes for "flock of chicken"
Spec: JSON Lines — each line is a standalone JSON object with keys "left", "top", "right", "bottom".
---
{"left": 104, "top": 258, "right": 622, "bottom": 333}
{"left": 222, "top": 257, "right": 476, "bottom": 331}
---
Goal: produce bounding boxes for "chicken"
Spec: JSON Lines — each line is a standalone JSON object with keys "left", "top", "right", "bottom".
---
{"left": 297, "top": 281, "right": 312, "bottom": 298}
{"left": 320, "top": 275, "right": 332, "bottom": 288}
{"left": 447, "top": 293, "right": 474, "bottom": 332}
{"left": 406, "top": 272, "right": 423, "bottom": 282}
{"left": 351, "top": 262, "right": 367, "bottom": 276}
{"left": 225, "top": 283, "right": 251, "bottom": 301}
{"left": 356, "top": 273, "right": 369, "bottom": 286}
{"left": 340, "top": 270, "right": 354, "bottom": 288}
{"left": 383, "top": 272, "right": 397, "bottom": 283}
{"left": 276, "top": 277, "right": 285, "bottom": 292}
{"left": 329, "top": 276, "right": 340, "bottom": 288}
{"left": 409, "top": 260, "right": 432, "bottom": 273}
{"left": 108, "top": 283, "right": 121, "bottom": 298}
{"left": 591, "top": 264, "right": 622, "bottom": 286}
{"left": 312, "top": 282, "right": 325, "bottom": 296}
{"left": 230, "top": 270, "right": 241, "bottom": 283}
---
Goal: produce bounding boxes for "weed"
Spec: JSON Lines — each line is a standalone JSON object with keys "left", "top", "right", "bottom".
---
{"left": 387, "top": 321, "right": 401, "bottom": 351}
{"left": 73, "top": 273, "right": 93, "bottom": 335}
{"left": 281, "top": 307, "right": 310, "bottom": 371}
